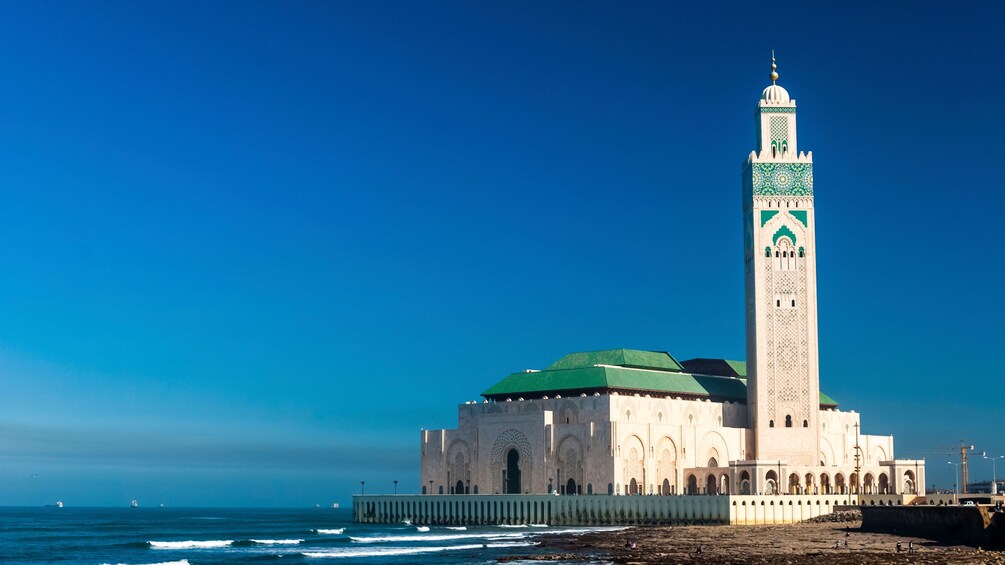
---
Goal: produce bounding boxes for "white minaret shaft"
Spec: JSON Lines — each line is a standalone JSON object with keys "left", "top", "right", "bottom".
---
{"left": 743, "top": 57, "right": 820, "bottom": 465}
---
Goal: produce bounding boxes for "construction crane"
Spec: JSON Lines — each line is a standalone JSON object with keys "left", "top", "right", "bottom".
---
{"left": 961, "top": 440, "right": 975, "bottom": 494}
{"left": 900, "top": 442, "right": 976, "bottom": 493}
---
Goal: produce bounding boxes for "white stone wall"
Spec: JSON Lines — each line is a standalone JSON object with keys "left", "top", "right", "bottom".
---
{"left": 423, "top": 394, "right": 751, "bottom": 496}
{"left": 420, "top": 395, "right": 921, "bottom": 499}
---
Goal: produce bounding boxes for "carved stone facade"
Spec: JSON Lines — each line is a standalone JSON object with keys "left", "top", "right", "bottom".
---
{"left": 420, "top": 392, "right": 915, "bottom": 497}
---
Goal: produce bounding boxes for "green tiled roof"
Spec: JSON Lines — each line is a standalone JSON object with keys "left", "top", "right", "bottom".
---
{"left": 481, "top": 366, "right": 737, "bottom": 399}
{"left": 680, "top": 358, "right": 747, "bottom": 378}
{"left": 481, "top": 349, "right": 838, "bottom": 407}
{"left": 546, "top": 349, "right": 683, "bottom": 372}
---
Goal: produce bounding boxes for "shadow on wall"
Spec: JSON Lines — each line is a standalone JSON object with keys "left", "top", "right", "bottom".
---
{"left": 861, "top": 506, "right": 1005, "bottom": 548}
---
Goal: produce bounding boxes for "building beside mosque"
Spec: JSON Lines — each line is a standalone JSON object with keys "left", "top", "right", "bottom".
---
{"left": 417, "top": 60, "right": 926, "bottom": 503}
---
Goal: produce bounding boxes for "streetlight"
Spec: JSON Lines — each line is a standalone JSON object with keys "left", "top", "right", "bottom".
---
{"left": 948, "top": 462, "right": 960, "bottom": 503}
{"left": 394, "top": 480, "right": 398, "bottom": 495}
{"left": 982, "top": 453, "right": 1004, "bottom": 495}
{"left": 360, "top": 481, "right": 365, "bottom": 495}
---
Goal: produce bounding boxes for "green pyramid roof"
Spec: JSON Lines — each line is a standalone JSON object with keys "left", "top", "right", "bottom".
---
{"left": 481, "top": 349, "right": 838, "bottom": 408}
{"left": 546, "top": 349, "right": 683, "bottom": 372}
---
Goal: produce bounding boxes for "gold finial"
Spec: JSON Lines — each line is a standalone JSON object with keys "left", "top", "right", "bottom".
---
{"left": 770, "top": 50, "right": 778, "bottom": 83}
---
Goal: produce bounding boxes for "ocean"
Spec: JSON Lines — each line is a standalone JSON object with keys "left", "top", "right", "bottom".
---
{"left": 0, "top": 507, "right": 620, "bottom": 564}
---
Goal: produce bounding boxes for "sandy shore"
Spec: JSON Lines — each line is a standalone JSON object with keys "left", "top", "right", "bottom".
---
{"left": 506, "top": 519, "right": 1005, "bottom": 564}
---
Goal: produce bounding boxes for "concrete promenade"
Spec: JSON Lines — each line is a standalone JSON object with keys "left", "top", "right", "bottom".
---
{"left": 353, "top": 493, "right": 914, "bottom": 526}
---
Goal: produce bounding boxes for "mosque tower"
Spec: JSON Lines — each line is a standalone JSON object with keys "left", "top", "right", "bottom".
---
{"left": 743, "top": 55, "right": 820, "bottom": 466}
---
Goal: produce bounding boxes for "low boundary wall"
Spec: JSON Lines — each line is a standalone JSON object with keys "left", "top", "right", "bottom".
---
{"left": 861, "top": 505, "right": 1005, "bottom": 547}
{"left": 353, "top": 494, "right": 913, "bottom": 526}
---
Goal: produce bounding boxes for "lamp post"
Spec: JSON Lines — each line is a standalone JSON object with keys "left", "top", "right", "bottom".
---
{"left": 394, "top": 480, "right": 398, "bottom": 495}
{"left": 948, "top": 462, "right": 960, "bottom": 503}
{"left": 429, "top": 480, "right": 434, "bottom": 495}
{"left": 983, "top": 454, "right": 1003, "bottom": 495}
{"left": 360, "top": 481, "right": 365, "bottom": 495}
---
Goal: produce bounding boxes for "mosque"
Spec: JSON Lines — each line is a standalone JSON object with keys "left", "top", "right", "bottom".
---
{"left": 417, "top": 59, "right": 926, "bottom": 504}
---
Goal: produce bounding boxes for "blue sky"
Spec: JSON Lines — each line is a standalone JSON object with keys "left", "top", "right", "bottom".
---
{"left": 1, "top": 1, "right": 1002, "bottom": 506}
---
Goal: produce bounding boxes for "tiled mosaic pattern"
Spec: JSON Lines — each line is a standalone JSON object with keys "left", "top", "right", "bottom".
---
{"left": 751, "top": 163, "right": 813, "bottom": 196}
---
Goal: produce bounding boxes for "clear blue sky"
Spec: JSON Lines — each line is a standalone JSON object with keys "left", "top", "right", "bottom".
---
{"left": 1, "top": 1, "right": 1002, "bottom": 507}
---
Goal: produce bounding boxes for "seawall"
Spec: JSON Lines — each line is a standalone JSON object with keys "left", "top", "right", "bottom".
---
{"left": 354, "top": 494, "right": 909, "bottom": 526}
{"left": 861, "top": 505, "right": 1005, "bottom": 547}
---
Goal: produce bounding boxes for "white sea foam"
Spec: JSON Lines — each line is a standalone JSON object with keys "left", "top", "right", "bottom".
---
{"left": 445, "top": 526, "right": 467, "bottom": 530}
{"left": 251, "top": 539, "right": 303, "bottom": 545}
{"left": 529, "top": 523, "right": 549, "bottom": 527}
{"left": 303, "top": 542, "right": 533, "bottom": 559}
{"left": 350, "top": 532, "right": 526, "bottom": 543}
{"left": 415, "top": 525, "right": 430, "bottom": 532}
{"left": 102, "top": 561, "right": 192, "bottom": 565}
{"left": 498, "top": 524, "right": 527, "bottom": 528}
{"left": 314, "top": 528, "right": 345, "bottom": 535}
{"left": 149, "top": 540, "right": 232, "bottom": 549}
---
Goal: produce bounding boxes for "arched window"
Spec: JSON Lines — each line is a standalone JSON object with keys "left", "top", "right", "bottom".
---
{"left": 791, "top": 299, "right": 796, "bottom": 307}
{"left": 785, "top": 415, "right": 793, "bottom": 428}
{"left": 799, "top": 247, "right": 805, "bottom": 258}
{"left": 765, "top": 247, "right": 772, "bottom": 257}
{"left": 769, "top": 420, "right": 774, "bottom": 428}
{"left": 803, "top": 420, "right": 808, "bottom": 427}
{"left": 775, "top": 250, "right": 779, "bottom": 257}
{"left": 776, "top": 299, "right": 781, "bottom": 307}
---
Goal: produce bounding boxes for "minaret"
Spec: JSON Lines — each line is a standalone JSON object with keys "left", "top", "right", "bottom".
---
{"left": 743, "top": 55, "right": 820, "bottom": 466}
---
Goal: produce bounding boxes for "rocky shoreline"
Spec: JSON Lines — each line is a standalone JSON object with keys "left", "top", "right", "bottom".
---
{"left": 502, "top": 519, "right": 1005, "bottom": 564}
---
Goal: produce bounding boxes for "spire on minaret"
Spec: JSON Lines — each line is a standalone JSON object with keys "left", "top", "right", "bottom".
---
{"left": 760, "top": 51, "right": 790, "bottom": 104}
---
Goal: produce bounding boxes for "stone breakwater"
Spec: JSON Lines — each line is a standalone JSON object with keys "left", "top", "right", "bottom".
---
{"left": 804, "top": 509, "right": 862, "bottom": 523}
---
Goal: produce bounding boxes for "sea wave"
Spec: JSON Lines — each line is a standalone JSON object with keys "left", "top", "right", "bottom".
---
{"left": 314, "top": 528, "right": 345, "bottom": 535}
{"left": 303, "top": 542, "right": 533, "bottom": 559}
{"left": 415, "top": 525, "right": 430, "bottom": 532}
{"left": 232, "top": 538, "right": 304, "bottom": 547}
{"left": 149, "top": 540, "right": 232, "bottom": 549}
{"left": 498, "top": 524, "right": 527, "bottom": 528}
{"left": 101, "top": 561, "right": 191, "bottom": 565}
{"left": 350, "top": 532, "right": 526, "bottom": 543}
{"left": 445, "top": 526, "right": 467, "bottom": 530}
